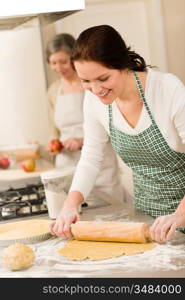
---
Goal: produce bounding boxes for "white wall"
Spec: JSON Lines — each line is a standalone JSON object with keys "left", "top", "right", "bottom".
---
{"left": 56, "top": 0, "right": 151, "bottom": 62}
{"left": 162, "top": 0, "right": 185, "bottom": 83}
{"left": 55, "top": 0, "right": 167, "bottom": 72}
{"left": 0, "top": 23, "right": 50, "bottom": 146}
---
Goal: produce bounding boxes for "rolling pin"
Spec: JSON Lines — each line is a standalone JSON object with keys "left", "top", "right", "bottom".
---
{"left": 71, "top": 221, "right": 151, "bottom": 243}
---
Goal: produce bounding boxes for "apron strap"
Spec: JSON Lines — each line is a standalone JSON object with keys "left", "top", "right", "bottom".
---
{"left": 108, "top": 104, "right": 113, "bottom": 126}
{"left": 132, "top": 71, "right": 155, "bottom": 125}
{"left": 109, "top": 71, "right": 156, "bottom": 127}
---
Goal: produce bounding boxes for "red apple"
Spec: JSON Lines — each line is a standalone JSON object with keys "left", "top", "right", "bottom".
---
{"left": 20, "top": 159, "right": 36, "bottom": 172}
{"left": 0, "top": 156, "right": 10, "bottom": 169}
{"left": 47, "top": 139, "right": 63, "bottom": 154}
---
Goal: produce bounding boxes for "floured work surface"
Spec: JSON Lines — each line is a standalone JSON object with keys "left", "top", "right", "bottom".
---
{"left": 0, "top": 219, "right": 52, "bottom": 245}
{"left": 0, "top": 205, "right": 185, "bottom": 278}
{"left": 58, "top": 239, "right": 156, "bottom": 261}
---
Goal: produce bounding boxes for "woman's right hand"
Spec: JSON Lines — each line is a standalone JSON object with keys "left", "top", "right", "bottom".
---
{"left": 47, "top": 138, "right": 64, "bottom": 156}
{"left": 49, "top": 191, "right": 83, "bottom": 238}
{"left": 49, "top": 206, "right": 80, "bottom": 238}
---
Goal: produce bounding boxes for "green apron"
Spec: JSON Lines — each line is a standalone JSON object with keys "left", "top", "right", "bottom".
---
{"left": 108, "top": 71, "right": 185, "bottom": 220}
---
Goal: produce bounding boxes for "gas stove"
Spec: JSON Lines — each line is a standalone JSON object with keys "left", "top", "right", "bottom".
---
{"left": 0, "top": 183, "right": 48, "bottom": 221}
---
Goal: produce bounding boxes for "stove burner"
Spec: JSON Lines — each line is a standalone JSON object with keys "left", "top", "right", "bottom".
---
{"left": 0, "top": 190, "right": 21, "bottom": 203}
{"left": 1, "top": 203, "right": 21, "bottom": 217}
{"left": 0, "top": 184, "right": 48, "bottom": 220}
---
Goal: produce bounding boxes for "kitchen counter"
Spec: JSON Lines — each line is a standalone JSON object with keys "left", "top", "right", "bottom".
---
{"left": 0, "top": 158, "right": 54, "bottom": 191}
{"left": 0, "top": 203, "right": 185, "bottom": 278}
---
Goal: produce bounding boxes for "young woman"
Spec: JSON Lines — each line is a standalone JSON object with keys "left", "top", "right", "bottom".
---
{"left": 49, "top": 25, "right": 185, "bottom": 243}
{"left": 46, "top": 33, "right": 124, "bottom": 203}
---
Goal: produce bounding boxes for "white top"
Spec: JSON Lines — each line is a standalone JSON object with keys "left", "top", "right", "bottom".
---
{"left": 47, "top": 79, "right": 84, "bottom": 140}
{"left": 54, "top": 91, "right": 84, "bottom": 140}
{"left": 70, "top": 68, "right": 185, "bottom": 198}
{"left": 47, "top": 79, "right": 124, "bottom": 203}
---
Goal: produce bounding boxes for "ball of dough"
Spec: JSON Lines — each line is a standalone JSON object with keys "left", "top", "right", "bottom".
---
{"left": 2, "top": 243, "right": 35, "bottom": 271}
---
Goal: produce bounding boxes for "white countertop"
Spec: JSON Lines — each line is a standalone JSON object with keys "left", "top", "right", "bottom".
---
{"left": 0, "top": 203, "right": 185, "bottom": 278}
{"left": 0, "top": 158, "right": 54, "bottom": 191}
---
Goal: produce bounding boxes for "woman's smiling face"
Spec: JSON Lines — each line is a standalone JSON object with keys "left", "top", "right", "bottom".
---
{"left": 49, "top": 50, "right": 74, "bottom": 79}
{"left": 74, "top": 60, "right": 125, "bottom": 104}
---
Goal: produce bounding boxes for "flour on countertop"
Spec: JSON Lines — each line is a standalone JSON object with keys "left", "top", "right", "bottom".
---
{"left": 0, "top": 207, "right": 185, "bottom": 278}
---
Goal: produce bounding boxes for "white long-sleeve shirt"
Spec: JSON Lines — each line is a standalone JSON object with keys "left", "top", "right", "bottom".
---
{"left": 70, "top": 68, "right": 185, "bottom": 198}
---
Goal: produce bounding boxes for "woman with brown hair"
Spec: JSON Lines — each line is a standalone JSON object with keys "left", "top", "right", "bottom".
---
{"left": 46, "top": 32, "right": 125, "bottom": 207}
{"left": 50, "top": 25, "right": 185, "bottom": 243}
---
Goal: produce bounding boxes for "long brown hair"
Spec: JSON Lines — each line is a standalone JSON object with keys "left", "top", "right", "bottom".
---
{"left": 72, "top": 25, "right": 147, "bottom": 71}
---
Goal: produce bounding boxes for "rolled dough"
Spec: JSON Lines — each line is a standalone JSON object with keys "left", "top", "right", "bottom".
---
{"left": 58, "top": 240, "right": 156, "bottom": 261}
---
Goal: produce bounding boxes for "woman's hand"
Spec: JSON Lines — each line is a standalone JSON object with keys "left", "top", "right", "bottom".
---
{"left": 63, "top": 138, "right": 83, "bottom": 152}
{"left": 47, "top": 138, "right": 64, "bottom": 155}
{"left": 49, "top": 191, "right": 83, "bottom": 238}
{"left": 49, "top": 206, "right": 80, "bottom": 238}
{"left": 149, "top": 214, "right": 185, "bottom": 243}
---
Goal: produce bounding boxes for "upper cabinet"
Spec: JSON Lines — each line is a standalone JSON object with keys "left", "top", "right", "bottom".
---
{"left": 0, "top": 0, "right": 85, "bottom": 30}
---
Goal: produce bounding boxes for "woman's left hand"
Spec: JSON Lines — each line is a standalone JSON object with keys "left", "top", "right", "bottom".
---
{"left": 63, "top": 138, "right": 83, "bottom": 152}
{"left": 149, "top": 214, "right": 185, "bottom": 243}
